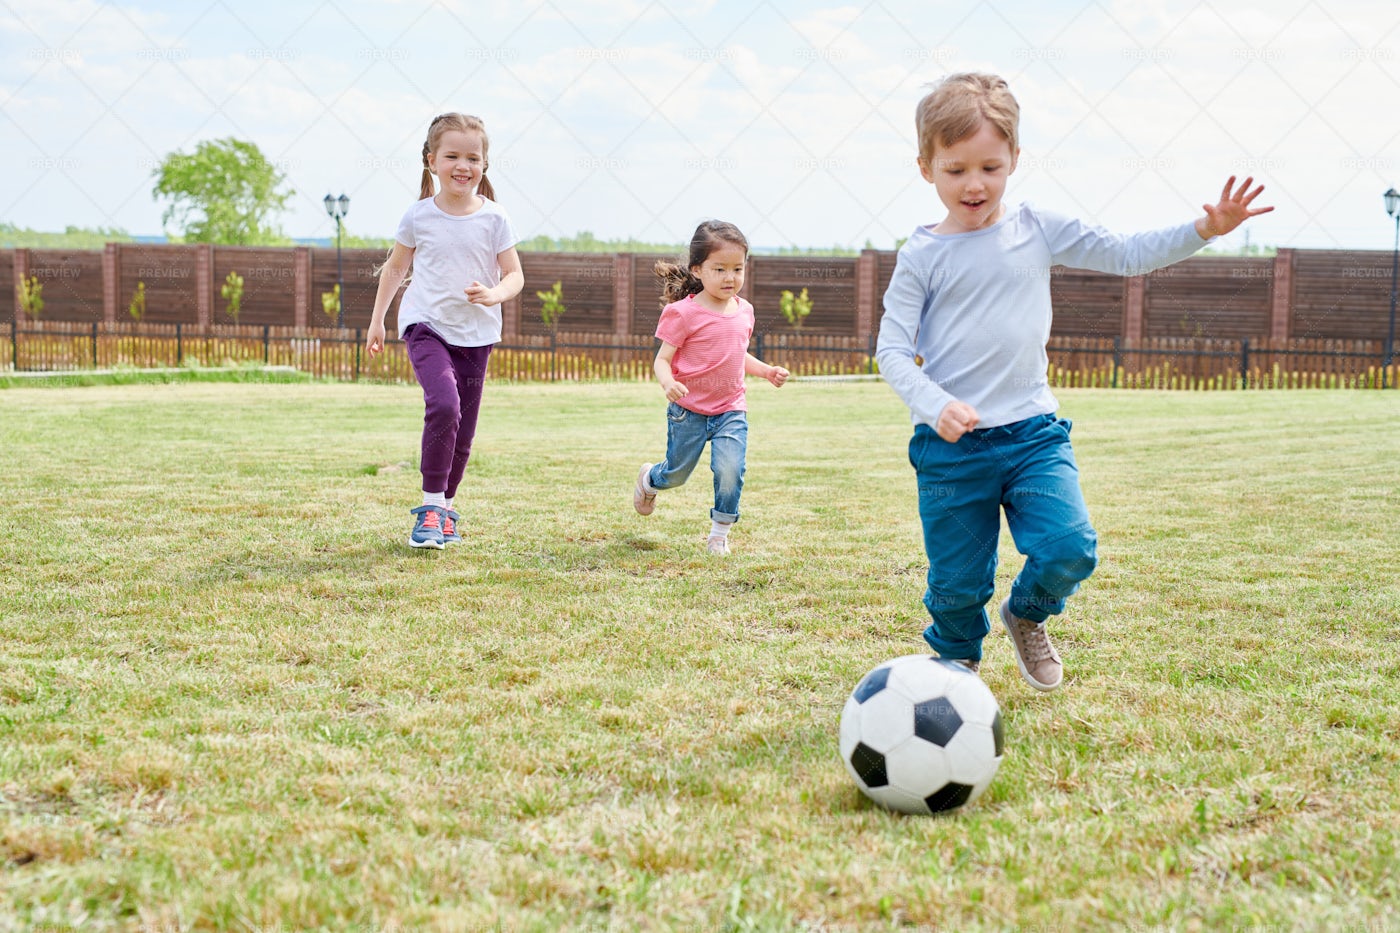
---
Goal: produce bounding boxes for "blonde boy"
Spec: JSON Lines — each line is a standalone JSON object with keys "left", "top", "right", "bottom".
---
{"left": 876, "top": 73, "right": 1271, "bottom": 690}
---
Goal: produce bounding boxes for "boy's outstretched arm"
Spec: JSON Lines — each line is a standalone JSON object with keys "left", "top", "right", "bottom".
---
{"left": 1195, "top": 175, "right": 1274, "bottom": 240}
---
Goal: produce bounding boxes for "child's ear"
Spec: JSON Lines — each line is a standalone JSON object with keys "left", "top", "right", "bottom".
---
{"left": 1009, "top": 148, "right": 1020, "bottom": 175}
{"left": 917, "top": 156, "right": 935, "bottom": 184}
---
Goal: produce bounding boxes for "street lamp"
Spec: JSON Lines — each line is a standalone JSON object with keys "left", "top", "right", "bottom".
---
{"left": 1384, "top": 188, "right": 1399, "bottom": 384}
{"left": 323, "top": 192, "right": 350, "bottom": 328}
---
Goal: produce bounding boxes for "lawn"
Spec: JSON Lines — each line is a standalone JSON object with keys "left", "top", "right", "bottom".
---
{"left": 1, "top": 379, "right": 1397, "bottom": 931}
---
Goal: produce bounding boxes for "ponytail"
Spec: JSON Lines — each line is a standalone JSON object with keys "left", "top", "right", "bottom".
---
{"left": 477, "top": 175, "right": 496, "bottom": 202}
{"left": 654, "top": 260, "right": 704, "bottom": 307}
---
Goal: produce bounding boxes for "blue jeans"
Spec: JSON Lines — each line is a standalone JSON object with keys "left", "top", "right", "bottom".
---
{"left": 648, "top": 404, "right": 748, "bottom": 523}
{"left": 909, "top": 413, "right": 1098, "bottom": 662}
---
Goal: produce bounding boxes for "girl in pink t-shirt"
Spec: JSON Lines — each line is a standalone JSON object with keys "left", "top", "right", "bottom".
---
{"left": 632, "top": 221, "right": 789, "bottom": 555}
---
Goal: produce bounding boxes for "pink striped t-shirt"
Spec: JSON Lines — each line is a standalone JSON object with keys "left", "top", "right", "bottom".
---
{"left": 655, "top": 294, "right": 755, "bottom": 415}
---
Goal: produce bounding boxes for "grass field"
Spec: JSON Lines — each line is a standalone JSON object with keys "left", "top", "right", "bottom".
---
{"left": 1, "top": 379, "right": 1397, "bottom": 931}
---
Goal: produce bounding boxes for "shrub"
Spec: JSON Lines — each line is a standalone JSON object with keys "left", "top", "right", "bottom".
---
{"left": 128, "top": 281, "right": 146, "bottom": 321}
{"left": 221, "top": 271, "right": 244, "bottom": 321}
{"left": 779, "top": 287, "right": 812, "bottom": 331}
{"left": 536, "top": 280, "right": 566, "bottom": 331}
{"left": 16, "top": 275, "right": 44, "bottom": 319}
{"left": 321, "top": 284, "right": 340, "bottom": 322}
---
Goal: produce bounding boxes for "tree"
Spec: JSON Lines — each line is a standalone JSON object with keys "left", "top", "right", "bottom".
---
{"left": 151, "top": 138, "right": 293, "bottom": 245}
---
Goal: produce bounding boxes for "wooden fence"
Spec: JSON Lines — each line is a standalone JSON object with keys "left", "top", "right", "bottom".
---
{"left": 4, "top": 321, "right": 1395, "bottom": 389}
{"left": 7, "top": 245, "right": 1399, "bottom": 352}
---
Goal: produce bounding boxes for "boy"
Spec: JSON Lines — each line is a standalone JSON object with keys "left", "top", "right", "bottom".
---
{"left": 875, "top": 72, "right": 1271, "bottom": 690}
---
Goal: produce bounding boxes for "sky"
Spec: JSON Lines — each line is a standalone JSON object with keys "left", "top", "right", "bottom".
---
{"left": 3, "top": 0, "right": 1399, "bottom": 252}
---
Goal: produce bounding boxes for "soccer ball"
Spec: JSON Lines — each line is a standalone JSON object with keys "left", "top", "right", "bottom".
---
{"left": 839, "top": 654, "right": 1005, "bottom": 815}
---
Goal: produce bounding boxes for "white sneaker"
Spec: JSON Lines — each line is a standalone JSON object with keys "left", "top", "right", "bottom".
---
{"left": 705, "top": 535, "right": 730, "bottom": 556}
{"left": 633, "top": 463, "right": 657, "bottom": 515}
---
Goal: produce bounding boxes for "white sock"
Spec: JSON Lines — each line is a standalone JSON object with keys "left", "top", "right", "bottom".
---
{"left": 710, "top": 520, "right": 732, "bottom": 539}
{"left": 444, "top": 498, "right": 454, "bottom": 514}
{"left": 423, "top": 492, "right": 447, "bottom": 509}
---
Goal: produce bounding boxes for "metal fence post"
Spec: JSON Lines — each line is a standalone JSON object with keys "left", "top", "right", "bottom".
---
{"left": 755, "top": 332, "right": 765, "bottom": 362}
{"left": 1240, "top": 338, "right": 1250, "bottom": 389}
{"left": 263, "top": 325, "right": 270, "bottom": 364}
{"left": 176, "top": 322, "right": 182, "bottom": 365}
{"left": 354, "top": 328, "right": 361, "bottom": 381}
{"left": 868, "top": 333, "right": 875, "bottom": 374}
{"left": 1112, "top": 336, "right": 1121, "bottom": 389}
{"left": 91, "top": 321, "right": 99, "bottom": 368}
{"left": 10, "top": 319, "right": 16, "bottom": 371}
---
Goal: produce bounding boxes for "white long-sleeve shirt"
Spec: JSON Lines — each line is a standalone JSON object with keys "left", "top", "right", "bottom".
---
{"left": 876, "top": 202, "right": 1208, "bottom": 429}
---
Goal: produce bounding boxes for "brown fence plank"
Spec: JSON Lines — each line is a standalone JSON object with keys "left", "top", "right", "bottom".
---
{"left": 5, "top": 320, "right": 1395, "bottom": 389}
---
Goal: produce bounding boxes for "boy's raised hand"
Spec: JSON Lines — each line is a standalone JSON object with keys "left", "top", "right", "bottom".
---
{"left": 1197, "top": 175, "right": 1274, "bottom": 240}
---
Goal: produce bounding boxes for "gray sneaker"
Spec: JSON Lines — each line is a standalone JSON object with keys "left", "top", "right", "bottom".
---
{"left": 1000, "top": 598, "right": 1062, "bottom": 692}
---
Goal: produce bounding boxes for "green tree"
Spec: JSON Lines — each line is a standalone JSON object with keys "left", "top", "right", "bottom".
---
{"left": 0, "top": 223, "right": 132, "bottom": 248}
{"left": 151, "top": 138, "right": 293, "bottom": 245}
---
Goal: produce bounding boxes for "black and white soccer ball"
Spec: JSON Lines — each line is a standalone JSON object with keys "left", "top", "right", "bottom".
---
{"left": 839, "top": 654, "right": 1005, "bottom": 815}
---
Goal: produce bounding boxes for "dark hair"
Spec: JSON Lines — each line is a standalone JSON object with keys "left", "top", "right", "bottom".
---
{"left": 420, "top": 112, "right": 496, "bottom": 202}
{"left": 654, "top": 220, "right": 749, "bottom": 307}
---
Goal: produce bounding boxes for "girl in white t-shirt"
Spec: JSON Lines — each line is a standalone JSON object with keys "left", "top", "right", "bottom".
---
{"left": 367, "top": 113, "right": 523, "bottom": 549}
{"left": 632, "top": 221, "right": 789, "bottom": 555}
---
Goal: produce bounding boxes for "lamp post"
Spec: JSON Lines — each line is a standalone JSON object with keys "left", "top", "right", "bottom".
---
{"left": 1385, "top": 187, "right": 1399, "bottom": 385}
{"left": 323, "top": 192, "right": 350, "bottom": 328}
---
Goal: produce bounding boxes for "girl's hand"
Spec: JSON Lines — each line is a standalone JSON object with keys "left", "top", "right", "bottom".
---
{"left": 663, "top": 380, "right": 689, "bottom": 403}
{"left": 1197, "top": 175, "right": 1274, "bottom": 239}
{"left": 465, "top": 281, "right": 501, "bottom": 306}
{"left": 767, "top": 365, "right": 790, "bottom": 387}
{"left": 365, "top": 321, "right": 387, "bottom": 358}
{"left": 936, "top": 400, "right": 979, "bottom": 443}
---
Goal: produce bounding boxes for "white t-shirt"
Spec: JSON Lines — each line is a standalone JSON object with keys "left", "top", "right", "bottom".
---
{"left": 394, "top": 195, "right": 519, "bottom": 347}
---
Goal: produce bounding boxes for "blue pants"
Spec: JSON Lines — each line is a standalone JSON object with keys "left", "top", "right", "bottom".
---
{"left": 909, "top": 413, "right": 1098, "bottom": 662}
{"left": 648, "top": 404, "right": 747, "bottom": 523}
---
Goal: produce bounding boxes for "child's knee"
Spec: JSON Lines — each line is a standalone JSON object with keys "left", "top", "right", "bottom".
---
{"left": 1039, "top": 524, "right": 1098, "bottom": 586}
{"left": 714, "top": 461, "right": 743, "bottom": 494}
{"left": 424, "top": 394, "right": 462, "bottom": 427}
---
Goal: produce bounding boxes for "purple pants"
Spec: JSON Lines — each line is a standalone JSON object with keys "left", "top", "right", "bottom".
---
{"left": 405, "top": 324, "right": 492, "bottom": 499}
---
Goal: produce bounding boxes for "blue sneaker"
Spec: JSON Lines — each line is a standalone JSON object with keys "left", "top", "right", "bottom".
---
{"left": 408, "top": 505, "right": 445, "bottom": 549}
{"left": 441, "top": 509, "right": 461, "bottom": 545}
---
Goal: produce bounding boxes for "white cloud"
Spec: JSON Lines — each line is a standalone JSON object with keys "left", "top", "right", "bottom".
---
{"left": 2, "top": 0, "right": 1398, "bottom": 249}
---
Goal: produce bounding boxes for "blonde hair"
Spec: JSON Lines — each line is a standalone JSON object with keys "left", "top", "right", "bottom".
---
{"left": 420, "top": 112, "right": 496, "bottom": 201}
{"left": 915, "top": 73, "right": 1019, "bottom": 165}
{"left": 654, "top": 220, "right": 749, "bottom": 307}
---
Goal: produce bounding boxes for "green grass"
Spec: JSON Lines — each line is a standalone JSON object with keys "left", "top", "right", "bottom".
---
{"left": 1, "top": 381, "right": 1397, "bottom": 931}
{"left": 0, "top": 364, "right": 314, "bottom": 390}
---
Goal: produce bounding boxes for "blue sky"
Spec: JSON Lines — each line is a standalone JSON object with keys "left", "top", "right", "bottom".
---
{"left": 3, "top": 0, "right": 1398, "bottom": 250}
